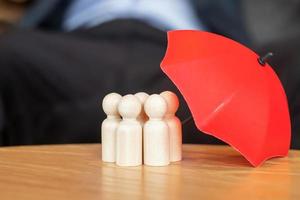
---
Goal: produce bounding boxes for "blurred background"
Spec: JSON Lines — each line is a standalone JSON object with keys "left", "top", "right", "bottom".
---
{"left": 0, "top": 0, "right": 299, "bottom": 148}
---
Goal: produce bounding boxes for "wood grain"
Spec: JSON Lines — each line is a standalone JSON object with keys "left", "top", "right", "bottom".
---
{"left": 0, "top": 144, "right": 299, "bottom": 200}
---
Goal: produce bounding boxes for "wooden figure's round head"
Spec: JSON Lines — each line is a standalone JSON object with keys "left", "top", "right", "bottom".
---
{"left": 102, "top": 93, "right": 122, "bottom": 116}
{"left": 144, "top": 94, "right": 167, "bottom": 119}
{"left": 118, "top": 94, "right": 142, "bottom": 119}
{"left": 135, "top": 92, "right": 149, "bottom": 120}
{"left": 134, "top": 92, "right": 149, "bottom": 104}
{"left": 160, "top": 91, "right": 179, "bottom": 115}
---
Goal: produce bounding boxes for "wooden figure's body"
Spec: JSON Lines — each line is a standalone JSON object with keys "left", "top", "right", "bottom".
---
{"left": 164, "top": 116, "right": 182, "bottom": 162}
{"left": 101, "top": 93, "right": 122, "bottom": 162}
{"left": 116, "top": 94, "right": 143, "bottom": 166}
{"left": 116, "top": 120, "right": 142, "bottom": 166}
{"left": 144, "top": 94, "right": 170, "bottom": 166}
{"left": 161, "top": 91, "right": 182, "bottom": 162}
{"left": 101, "top": 117, "right": 121, "bottom": 162}
{"left": 144, "top": 119, "right": 170, "bottom": 166}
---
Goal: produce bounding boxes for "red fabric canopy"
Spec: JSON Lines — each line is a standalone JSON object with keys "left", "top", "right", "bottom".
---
{"left": 161, "top": 30, "right": 291, "bottom": 167}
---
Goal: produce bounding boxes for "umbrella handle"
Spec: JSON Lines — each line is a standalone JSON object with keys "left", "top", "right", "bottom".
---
{"left": 258, "top": 52, "right": 274, "bottom": 66}
{"left": 182, "top": 115, "right": 194, "bottom": 126}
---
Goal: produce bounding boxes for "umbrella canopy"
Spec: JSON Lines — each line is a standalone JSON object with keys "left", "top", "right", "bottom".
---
{"left": 160, "top": 30, "right": 291, "bottom": 167}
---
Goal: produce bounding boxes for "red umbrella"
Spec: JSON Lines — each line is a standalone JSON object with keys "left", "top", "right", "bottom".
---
{"left": 160, "top": 30, "right": 290, "bottom": 167}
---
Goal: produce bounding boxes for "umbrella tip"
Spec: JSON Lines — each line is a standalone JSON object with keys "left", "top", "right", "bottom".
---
{"left": 258, "top": 52, "right": 274, "bottom": 66}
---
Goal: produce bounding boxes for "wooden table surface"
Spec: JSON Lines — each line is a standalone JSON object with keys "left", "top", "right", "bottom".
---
{"left": 0, "top": 144, "right": 299, "bottom": 200}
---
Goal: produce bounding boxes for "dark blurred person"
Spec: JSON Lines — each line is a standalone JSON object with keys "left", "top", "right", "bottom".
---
{"left": 0, "top": 0, "right": 299, "bottom": 149}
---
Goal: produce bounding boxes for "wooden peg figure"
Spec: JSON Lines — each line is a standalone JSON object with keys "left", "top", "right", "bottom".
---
{"left": 144, "top": 94, "right": 170, "bottom": 166}
{"left": 134, "top": 92, "right": 149, "bottom": 126}
{"left": 160, "top": 91, "right": 182, "bottom": 162}
{"left": 116, "top": 94, "right": 143, "bottom": 166}
{"left": 101, "top": 93, "right": 122, "bottom": 162}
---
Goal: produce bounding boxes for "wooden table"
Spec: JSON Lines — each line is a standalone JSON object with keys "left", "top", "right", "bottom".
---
{"left": 0, "top": 144, "right": 299, "bottom": 200}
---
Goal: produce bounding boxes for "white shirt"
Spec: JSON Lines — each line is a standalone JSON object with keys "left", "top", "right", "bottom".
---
{"left": 63, "top": 0, "right": 205, "bottom": 31}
